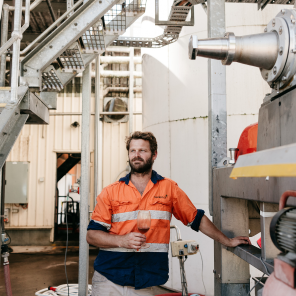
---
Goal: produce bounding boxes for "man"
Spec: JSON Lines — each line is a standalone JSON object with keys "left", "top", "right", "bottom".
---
{"left": 87, "top": 131, "right": 250, "bottom": 296}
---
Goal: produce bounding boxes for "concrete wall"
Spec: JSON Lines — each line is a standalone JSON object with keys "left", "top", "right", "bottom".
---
{"left": 141, "top": 2, "right": 288, "bottom": 295}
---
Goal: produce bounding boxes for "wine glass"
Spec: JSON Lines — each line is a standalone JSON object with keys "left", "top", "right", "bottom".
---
{"left": 137, "top": 210, "right": 151, "bottom": 249}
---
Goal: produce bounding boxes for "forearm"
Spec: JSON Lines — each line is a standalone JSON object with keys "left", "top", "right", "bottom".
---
{"left": 86, "top": 230, "right": 122, "bottom": 248}
{"left": 199, "top": 215, "right": 230, "bottom": 246}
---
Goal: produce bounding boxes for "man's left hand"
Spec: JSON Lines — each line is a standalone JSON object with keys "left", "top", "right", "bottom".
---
{"left": 226, "top": 236, "right": 251, "bottom": 247}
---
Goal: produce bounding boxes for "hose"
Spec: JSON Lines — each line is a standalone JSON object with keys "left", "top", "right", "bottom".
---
{"left": 4, "top": 264, "right": 13, "bottom": 296}
{"left": 35, "top": 284, "right": 92, "bottom": 296}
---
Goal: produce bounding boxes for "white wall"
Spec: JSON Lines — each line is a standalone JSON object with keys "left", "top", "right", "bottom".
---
{"left": 141, "top": 2, "right": 288, "bottom": 295}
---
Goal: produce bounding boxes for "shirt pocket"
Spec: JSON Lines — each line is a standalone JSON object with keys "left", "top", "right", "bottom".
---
{"left": 111, "top": 200, "right": 135, "bottom": 214}
{"left": 150, "top": 198, "right": 172, "bottom": 212}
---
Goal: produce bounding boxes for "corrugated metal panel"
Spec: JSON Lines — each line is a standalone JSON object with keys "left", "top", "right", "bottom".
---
{"left": 5, "top": 75, "right": 142, "bottom": 229}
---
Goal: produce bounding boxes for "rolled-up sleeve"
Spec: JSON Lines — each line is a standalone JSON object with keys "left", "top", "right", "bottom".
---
{"left": 172, "top": 183, "right": 204, "bottom": 232}
{"left": 87, "top": 188, "right": 112, "bottom": 232}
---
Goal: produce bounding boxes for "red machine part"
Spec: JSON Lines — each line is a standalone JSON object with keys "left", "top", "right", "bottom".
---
{"left": 274, "top": 258, "right": 296, "bottom": 288}
{"left": 263, "top": 273, "right": 296, "bottom": 296}
{"left": 235, "top": 123, "right": 258, "bottom": 161}
{"left": 3, "top": 264, "right": 13, "bottom": 296}
{"left": 279, "top": 190, "right": 296, "bottom": 210}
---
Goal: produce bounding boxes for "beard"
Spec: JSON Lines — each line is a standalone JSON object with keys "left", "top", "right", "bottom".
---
{"left": 129, "top": 155, "right": 154, "bottom": 174}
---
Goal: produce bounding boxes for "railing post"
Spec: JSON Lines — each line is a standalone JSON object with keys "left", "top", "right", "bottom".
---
{"left": 10, "top": 0, "right": 22, "bottom": 102}
{"left": 0, "top": 5, "right": 9, "bottom": 87}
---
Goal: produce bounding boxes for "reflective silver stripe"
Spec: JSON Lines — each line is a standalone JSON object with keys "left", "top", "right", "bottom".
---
{"left": 101, "top": 243, "right": 169, "bottom": 253}
{"left": 111, "top": 210, "right": 171, "bottom": 223}
{"left": 91, "top": 219, "right": 111, "bottom": 230}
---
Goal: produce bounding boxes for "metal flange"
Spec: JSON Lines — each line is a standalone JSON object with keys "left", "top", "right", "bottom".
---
{"left": 261, "top": 16, "right": 289, "bottom": 84}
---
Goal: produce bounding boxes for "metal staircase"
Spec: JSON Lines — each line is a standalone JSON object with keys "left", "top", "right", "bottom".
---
{"left": 20, "top": 0, "right": 146, "bottom": 96}
{"left": 0, "top": 0, "right": 146, "bottom": 185}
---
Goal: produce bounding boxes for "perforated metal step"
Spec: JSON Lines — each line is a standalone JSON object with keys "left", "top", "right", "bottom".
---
{"left": 104, "top": 3, "right": 126, "bottom": 35}
{"left": 42, "top": 66, "right": 64, "bottom": 92}
{"left": 57, "top": 42, "right": 85, "bottom": 73}
{"left": 81, "top": 20, "right": 106, "bottom": 54}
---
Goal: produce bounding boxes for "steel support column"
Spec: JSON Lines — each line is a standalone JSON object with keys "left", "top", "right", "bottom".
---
{"left": 94, "top": 56, "right": 102, "bottom": 206}
{"left": 207, "top": 0, "right": 227, "bottom": 216}
{"left": 129, "top": 48, "right": 134, "bottom": 135}
{"left": 79, "top": 64, "right": 91, "bottom": 295}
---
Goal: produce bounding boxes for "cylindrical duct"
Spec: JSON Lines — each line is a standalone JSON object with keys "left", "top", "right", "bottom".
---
{"left": 189, "top": 31, "right": 278, "bottom": 70}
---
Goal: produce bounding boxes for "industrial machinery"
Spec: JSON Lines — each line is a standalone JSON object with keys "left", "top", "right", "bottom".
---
{"left": 188, "top": 6, "right": 296, "bottom": 296}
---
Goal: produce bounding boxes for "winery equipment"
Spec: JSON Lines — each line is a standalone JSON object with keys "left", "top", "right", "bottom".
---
{"left": 188, "top": 7, "right": 296, "bottom": 296}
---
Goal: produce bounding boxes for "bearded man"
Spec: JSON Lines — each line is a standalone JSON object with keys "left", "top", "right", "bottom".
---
{"left": 87, "top": 131, "right": 250, "bottom": 296}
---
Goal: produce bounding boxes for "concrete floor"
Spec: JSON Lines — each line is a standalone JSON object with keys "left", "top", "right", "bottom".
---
{"left": 0, "top": 248, "right": 174, "bottom": 296}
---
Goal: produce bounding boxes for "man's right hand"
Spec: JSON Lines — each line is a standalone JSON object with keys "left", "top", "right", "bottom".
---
{"left": 119, "top": 232, "right": 146, "bottom": 249}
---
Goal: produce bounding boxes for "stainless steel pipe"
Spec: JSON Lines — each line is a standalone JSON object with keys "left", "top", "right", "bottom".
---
{"left": 189, "top": 31, "right": 278, "bottom": 70}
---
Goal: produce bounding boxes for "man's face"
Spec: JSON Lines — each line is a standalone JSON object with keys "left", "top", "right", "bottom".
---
{"left": 128, "top": 139, "right": 157, "bottom": 174}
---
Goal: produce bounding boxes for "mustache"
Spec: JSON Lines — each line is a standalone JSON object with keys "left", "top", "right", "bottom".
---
{"left": 132, "top": 157, "right": 144, "bottom": 162}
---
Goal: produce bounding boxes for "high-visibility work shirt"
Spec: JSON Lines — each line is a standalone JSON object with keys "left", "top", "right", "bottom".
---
{"left": 87, "top": 170, "right": 205, "bottom": 289}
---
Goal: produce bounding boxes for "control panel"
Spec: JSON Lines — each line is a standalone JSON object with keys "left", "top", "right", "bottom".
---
{"left": 171, "top": 240, "right": 199, "bottom": 257}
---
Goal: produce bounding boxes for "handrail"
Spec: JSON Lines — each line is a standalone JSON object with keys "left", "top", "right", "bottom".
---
{"left": 21, "top": 0, "right": 31, "bottom": 33}
{"left": 0, "top": 0, "right": 31, "bottom": 56}
{"left": 20, "top": 0, "right": 84, "bottom": 55}
{"left": 8, "top": 0, "right": 43, "bottom": 11}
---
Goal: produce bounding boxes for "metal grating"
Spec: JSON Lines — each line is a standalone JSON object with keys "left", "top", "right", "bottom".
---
{"left": 104, "top": 3, "right": 126, "bottom": 35}
{"left": 42, "top": 66, "right": 64, "bottom": 92}
{"left": 125, "top": 0, "right": 147, "bottom": 15}
{"left": 81, "top": 21, "right": 106, "bottom": 54}
{"left": 57, "top": 42, "right": 85, "bottom": 72}
{"left": 112, "top": 0, "right": 191, "bottom": 48}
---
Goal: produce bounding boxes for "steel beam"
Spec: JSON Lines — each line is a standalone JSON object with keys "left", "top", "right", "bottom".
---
{"left": 228, "top": 245, "right": 274, "bottom": 275}
{"left": 20, "top": 91, "right": 49, "bottom": 124}
{"left": 208, "top": 0, "right": 227, "bottom": 216}
{"left": 21, "top": 0, "right": 120, "bottom": 88}
{"left": 213, "top": 167, "right": 296, "bottom": 206}
{"left": 79, "top": 63, "right": 91, "bottom": 296}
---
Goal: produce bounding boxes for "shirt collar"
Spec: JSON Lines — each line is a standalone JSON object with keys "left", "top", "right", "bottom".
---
{"left": 119, "top": 170, "right": 164, "bottom": 185}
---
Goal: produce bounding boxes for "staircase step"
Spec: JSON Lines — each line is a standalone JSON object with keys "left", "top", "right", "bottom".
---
{"left": 104, "top": 3, "right": 126, "bottom": 35}
{"left": 57, "top": 42, "right": 85, "bottom": 73}
{"left": 42, "top": 65, "right": 64, "bottom": 92}
{"left": 81, "top": 20, "right": 106, "bottom": 54}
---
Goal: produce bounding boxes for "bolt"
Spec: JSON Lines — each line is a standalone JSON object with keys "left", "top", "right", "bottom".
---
{"left": 279, "top": 46, "right": 283, "bottom": 55}
{"left": 218, "top": 274, "right": 221, "bottom": 279}
{"left": 264, "top": 28, "right": 267, "bottom": 32}
{"left": 23, "top": 69, "right": 27, "bottom": 72}
{"left": 272, "top": 19, "right": 276, "bottom": 27}
{"left": 279, "top": 26, "right": 282, "bottom": 35}
{"left": 99, "top": 0, "right": 102, "bottom": 2}
{"left": 74, "top": 23, "right": 78, "bottom": 26}
{"left": 49, "top": 45, "right": 53, "bottom": 49}
{"left": 281, "top": 9, "right": 285, "bottom": 14}
{"left": 273, "top": 66, "right": 277, "bottom": 75}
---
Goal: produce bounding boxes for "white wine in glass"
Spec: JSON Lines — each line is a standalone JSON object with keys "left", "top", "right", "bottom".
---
{"left": 137, "top": 210, "right": 151, "bottom": 249}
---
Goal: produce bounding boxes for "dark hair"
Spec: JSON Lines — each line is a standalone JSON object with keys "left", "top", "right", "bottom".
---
{"left": 126, "top": 131, "right": 157, "bottom": 155}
